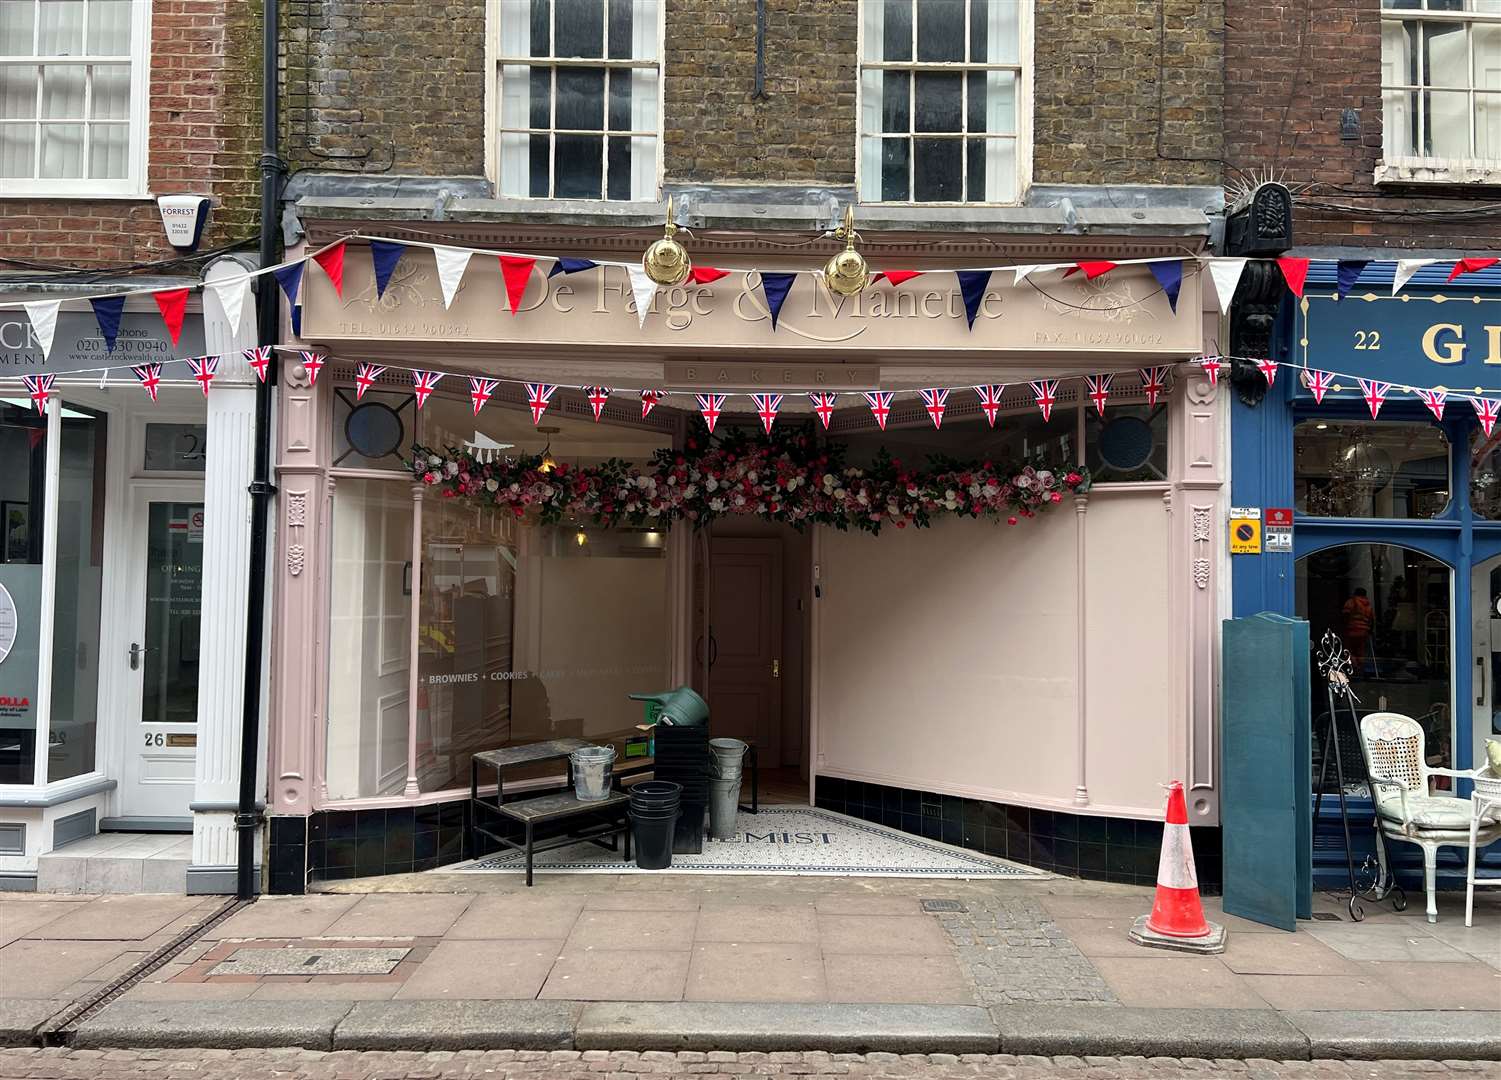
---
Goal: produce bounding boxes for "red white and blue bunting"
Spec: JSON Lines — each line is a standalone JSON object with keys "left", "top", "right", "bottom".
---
{"left": 7, "top": 234, "right": 1501, "bottom": 369}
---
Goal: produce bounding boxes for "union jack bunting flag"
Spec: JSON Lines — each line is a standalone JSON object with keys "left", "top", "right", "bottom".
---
{"left": 808, "top": 392, "right": 838, "bottom": 429}
{"left": 1358, "top": 378, "right": 1390, "bottom": 419}
{"left": 1255, "top": 359, "right": 1278, "bottom": 386}
{"left": 132, "top": 363, "right": 163, "bottom": 403}
{"left": 412, "top": 370, "right": 443, "bottom": 409}
{"left": 640, "top": 390, "right": 662, "bottom": 420}
{"left": 1419, "top": 388, "right": 1447, "bottom": 421}
{"left": 919, "top": 388, "right": 949, "bottom": 429}
{"left": 1197, "top": 356, "right": 1224, "bottom": 387}
{"left": 524, "top": 382, "right": 557, "bottom": 424}
{"left": 584, "top": 386, "right": 611, "bottom": 421}
{"left": 1137, "top": 367, "right": 1168, "bottom": 407}
{"left": 186, "top": 355, "right": 219, "bottom": 397}
{"left": 470, "top": 377, "right": 500, "bottom": 416}
{"left": 243, "top": 345, "right": 272, "bottom": 383}
{"left": 1473, "top": 396, "right": 1501, "bottom": 438}
{"left": 752, "top": 393, "right": 783, "bottom": 435}
{"left": 1030, "top": 379, "right": 1059, "bottom": 422}
{"left": 1084, "top": 373, "right": 1112, "bottom": 416}
{"left": 862, "top": 391, "right": 894, "bottom": 430}
{"left": 354, "top": 363, "right": 386, "bottom": 400}
{"left": 1304, "top": 368, "right": 1335, "bottom": 404}
{"left": 21, "top": 374, "right": 53, "bottom": 414}
{"left": 299, "top": 350, "right": 325, "bottom": 386}
{"left": 696, "top": 393, "right": 726, "bottom": 433}
{"left": 973, "top": 385, "right": 1005, "bottom": 427}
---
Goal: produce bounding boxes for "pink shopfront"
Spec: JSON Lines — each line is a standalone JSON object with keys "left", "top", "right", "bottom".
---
{"left": 260, "top": 226, "right": 1226, "bottom": 894}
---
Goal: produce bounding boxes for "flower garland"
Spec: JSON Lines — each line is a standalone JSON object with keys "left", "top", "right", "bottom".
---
{"left": 410, "top": 426, "right": 1089, "bottom": 535}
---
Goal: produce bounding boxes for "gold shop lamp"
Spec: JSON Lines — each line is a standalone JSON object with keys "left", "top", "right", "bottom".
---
{"left": 643, "top": 195, "right": 691, "bottom": 287}
{"left": 822, "top": 205, "right": 870, "bottom": 297}
{"left": 537, "top": 425, "right": 560, "bottom": 473}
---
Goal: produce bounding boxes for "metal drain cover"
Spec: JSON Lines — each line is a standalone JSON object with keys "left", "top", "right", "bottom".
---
{"left": 921, "top": 899, "right": 968, "bottom": 913}
{"left": 210, "top": 946, "right": 408, "bottom": 977}
{"left": 1310, "top": 912, "right": 1342, "bottom": 922}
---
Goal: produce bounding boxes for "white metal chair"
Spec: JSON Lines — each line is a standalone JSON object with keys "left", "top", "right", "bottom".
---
{"left": 1358, "top": 712, "right": 1501, "bottom": 923}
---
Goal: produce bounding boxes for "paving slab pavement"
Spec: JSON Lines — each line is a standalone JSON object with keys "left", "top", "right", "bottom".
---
{"left": 5, "top": 876, "right": 1501, "bottom": 1060}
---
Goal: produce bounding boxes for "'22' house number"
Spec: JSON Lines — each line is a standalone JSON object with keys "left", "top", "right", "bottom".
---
{"left": 1353, "top": 330, "right": 1382, "bottom": 351}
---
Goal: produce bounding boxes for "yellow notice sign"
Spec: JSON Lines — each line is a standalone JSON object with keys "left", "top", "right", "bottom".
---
{"left": 1229, "top": 516, "right": 1262, "bottom": 554}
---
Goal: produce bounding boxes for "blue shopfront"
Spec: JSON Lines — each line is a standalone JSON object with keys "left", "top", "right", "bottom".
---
{"left": 1231, "top": 258, "right": 1501, "bottom": 889}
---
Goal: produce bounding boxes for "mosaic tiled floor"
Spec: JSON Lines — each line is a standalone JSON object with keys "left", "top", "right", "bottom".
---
{"left": 444, "top": 805, "right": 1047, "bottom": 878}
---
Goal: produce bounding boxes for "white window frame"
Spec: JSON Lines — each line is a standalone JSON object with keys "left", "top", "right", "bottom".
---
{"left": 0, "top": 0, "right": 151, "bottom": 198}
{"left": 1378, "top": 0, "right": 1501, "bottom": 185}
{"left": 855, "top": 0, "right": 1033, "bottom": 206}
{"left": 482, "top": 0, "right": 665, "bottom": 202}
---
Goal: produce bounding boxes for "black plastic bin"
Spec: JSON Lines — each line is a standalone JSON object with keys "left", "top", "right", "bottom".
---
{"left": 629, "top": 781, "right": 682, "bottom": 870}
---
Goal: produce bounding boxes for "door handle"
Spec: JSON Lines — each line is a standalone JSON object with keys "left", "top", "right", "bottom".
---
{"left": 1478, "top": 655, "right": 1487, "bottom": 706}
{"left": 129, "top": 643, "right": 151, "bottom": 671}
{"left": 772, "top": 658, "right": 780, "bottom": 679}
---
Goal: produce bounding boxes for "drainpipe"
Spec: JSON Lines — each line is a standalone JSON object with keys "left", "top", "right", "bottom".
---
{"left": 238, "top": 0, "right": 282, "bottom": 900}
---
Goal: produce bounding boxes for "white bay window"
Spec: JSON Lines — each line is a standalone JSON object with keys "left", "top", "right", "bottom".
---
{"left": 494, "top": 0, "right": 660, "bottom": 201}
{"left": 0, "top": 0, "right": 149, "bottom": 195}
{"left": 859, "top": 0, "right": 1025, "bottom": 204}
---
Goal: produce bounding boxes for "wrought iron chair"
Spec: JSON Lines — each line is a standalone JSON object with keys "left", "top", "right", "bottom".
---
{"left": 1358, "top": 712, "right": 1501, "bottom": 923}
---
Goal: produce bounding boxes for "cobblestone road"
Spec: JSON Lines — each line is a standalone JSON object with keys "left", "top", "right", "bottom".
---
{"left": 1, "top": 1049, "right": 1497, "bottom": 1080}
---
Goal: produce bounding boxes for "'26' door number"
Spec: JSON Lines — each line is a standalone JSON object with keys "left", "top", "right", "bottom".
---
{"left": 144, "top": 733, "right": 166, "bottom": 747}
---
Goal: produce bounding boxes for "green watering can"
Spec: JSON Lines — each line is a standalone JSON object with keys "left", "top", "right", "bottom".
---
{"left": 628, "top": 686, "right": 710, "bottom": 727}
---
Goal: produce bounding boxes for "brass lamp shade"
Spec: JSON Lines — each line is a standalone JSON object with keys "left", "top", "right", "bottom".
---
{"left": 822, "top": 205, "right": 869, "bottom": 297}
{"left": 643, "top": 195, "right": 692, "bottom": 286}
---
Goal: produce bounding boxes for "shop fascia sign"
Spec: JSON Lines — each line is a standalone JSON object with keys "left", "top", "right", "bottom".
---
{"left": 0, "top": 308, "right": 206, "bottom": 377}
{"left": 1300, "top": 289, "right": 1501, "bottom": 386}
{"left": 302, "top": 253, "right": 1204, "bottom": 356}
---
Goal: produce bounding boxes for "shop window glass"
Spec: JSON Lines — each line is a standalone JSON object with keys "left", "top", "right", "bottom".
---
{"left": 1296, "top": 543, "right": 1454, "bottom": 771}
{"left": 1294, "top": 420, "right": 1450, "bottom": 519}
{"left": 0, "top": 402, "right": 44, "bottom": 784}
{"left": 840, "top": 405, "right": 1075, "bottom": 471}
{"left": 1469, "top": 429, "right": 1501, "bottom": 520}
{"left": 47, "top": 401, "right": 103, "bottom": 781}
{"left": 1085, "top": 402, "right": 1168, "bottom": 483}
{"left": 333, "top": 386, "right": 416, "bottom": 472}
{"left": 325, "top": 479, "right": 413, "bottom": 800}
{"left": 413, "top": 395, "right": 671, "bottom": 792}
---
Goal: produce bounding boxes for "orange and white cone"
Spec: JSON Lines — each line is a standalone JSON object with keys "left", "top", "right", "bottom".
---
{"left": 1128, "top": 780, "right": 1226, "bottom": 953}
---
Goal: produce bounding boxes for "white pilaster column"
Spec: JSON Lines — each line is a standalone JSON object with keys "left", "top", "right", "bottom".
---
{"left": 188, "top": 262, "right": 260, "bottom": 889}
{"left": 1073, "top": 492, "right": 1090, "bottom": 807}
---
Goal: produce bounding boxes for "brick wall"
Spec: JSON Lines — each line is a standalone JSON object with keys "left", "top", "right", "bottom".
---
{"left": 279, "top": 1, "right": 1223, "bottom": 195}
{"left": 5, "top": 1, "right": 263, "bottom": 267}
{"left": 664, "top": 0, "right": 857, "bottom": 185}
{"left": 281, "top": 0, "right": 486, "bottom": 177}
{"left": 1224, "top": 0, "right": 1501, "bottom": 251}
{"left": 1032, "top": 0, "right": 1223, "bottom": 186}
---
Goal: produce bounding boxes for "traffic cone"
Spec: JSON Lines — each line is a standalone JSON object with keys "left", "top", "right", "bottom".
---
{"left": 1128, "top": 780, "right": 1226, "bottom": 954}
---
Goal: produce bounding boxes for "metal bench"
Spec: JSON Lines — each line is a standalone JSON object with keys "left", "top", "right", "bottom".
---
{"left": 468, "top": 739, "right": 632, "bottom": 886}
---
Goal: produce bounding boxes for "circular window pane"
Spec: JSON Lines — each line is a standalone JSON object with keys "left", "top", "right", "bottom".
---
{"left": 1097, "top": 415, "right": 1154, "bottom": 471}
{"left": 1294, "top": 420, "right": 1450, "bottom": 519}
{"left": 344, "top": 402, "right": 404, "bottom": 460}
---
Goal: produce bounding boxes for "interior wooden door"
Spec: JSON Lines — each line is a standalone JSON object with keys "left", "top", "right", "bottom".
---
{"left": 707, "top": 537, "right": 783, "bottom": 762}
